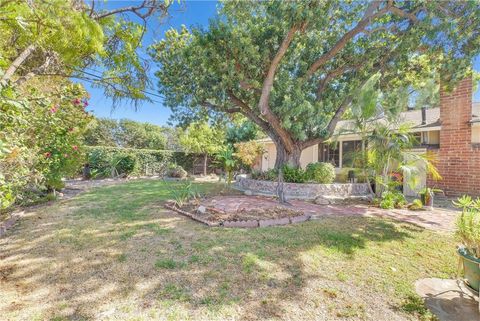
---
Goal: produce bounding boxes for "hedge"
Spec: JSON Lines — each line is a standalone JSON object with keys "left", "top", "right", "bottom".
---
{"left": 84, "top": 146, "right": 223, "bottom": 178}
{"left": 85, "top": 146, "right": 172, "bottom": 178}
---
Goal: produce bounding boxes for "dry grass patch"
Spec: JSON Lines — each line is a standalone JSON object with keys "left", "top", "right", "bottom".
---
{"left": 0, "top": 180, "right": 454, "bottom": 320}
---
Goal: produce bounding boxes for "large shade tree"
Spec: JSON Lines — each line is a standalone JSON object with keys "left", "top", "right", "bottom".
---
{"left": 151, "top": 0, "right": 480, "bottom": 168}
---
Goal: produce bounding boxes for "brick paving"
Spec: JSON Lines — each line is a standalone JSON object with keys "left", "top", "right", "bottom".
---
{"left": 203, "top": 195, "right": 459, "bottom": 233}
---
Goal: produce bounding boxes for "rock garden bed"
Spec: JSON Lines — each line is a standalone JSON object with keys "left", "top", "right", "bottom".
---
{"left": 164, "top": 198, "right": 310, "bottom": 228}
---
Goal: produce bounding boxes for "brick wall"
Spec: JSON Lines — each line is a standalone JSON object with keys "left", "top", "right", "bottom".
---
{"left": 427, "top": 77, "right": 480, "bottom": 196}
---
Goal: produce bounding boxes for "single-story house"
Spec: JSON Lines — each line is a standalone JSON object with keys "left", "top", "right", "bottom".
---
{"left": 254, "top": 77, "right": 480, "bottom": 197}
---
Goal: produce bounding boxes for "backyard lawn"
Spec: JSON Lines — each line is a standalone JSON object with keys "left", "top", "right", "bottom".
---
{"left": 0, "top": 180, "right": 456, "bottom": 321}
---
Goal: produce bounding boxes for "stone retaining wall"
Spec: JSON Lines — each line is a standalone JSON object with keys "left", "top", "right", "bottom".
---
{"left": 235, "top": 178, "right": 369, "bottom": 200}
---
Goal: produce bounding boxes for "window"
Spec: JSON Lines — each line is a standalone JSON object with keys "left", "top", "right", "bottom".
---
{"left": 411, "top": 131, "right": 440, "bottom": 148}
{"left": 411, "top": 132, "right": 422, "bottom": 146}
{"left": 342, "top": 140, "right": 362, "bottom": 168}
{"left": 319, "top": 142, "right": 339, "bottom": 167}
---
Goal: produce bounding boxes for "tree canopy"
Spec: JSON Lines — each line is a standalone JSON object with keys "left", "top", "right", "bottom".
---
{"left": 178, "top": 121, "right": 224, "bottom": 175}
{"left": 1, "top": 0, "right": 170, "bottom": 103}
{"left": 84, "top": 118, "right": 168, "bottom": 150}
{"left": 151, "top": 0, "right": 480, "bottom": 168}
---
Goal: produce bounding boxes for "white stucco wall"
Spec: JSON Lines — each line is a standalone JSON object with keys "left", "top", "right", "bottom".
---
{"left": 259, "top": 142, "right": 318, "bottom": 170}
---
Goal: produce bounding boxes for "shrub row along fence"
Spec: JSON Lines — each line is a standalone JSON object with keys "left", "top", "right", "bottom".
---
{"left": 84, "top": 146, "right": 222, "bottom": 178}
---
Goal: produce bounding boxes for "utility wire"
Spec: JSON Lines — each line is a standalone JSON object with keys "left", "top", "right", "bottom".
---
{"left": 68, "top": 66, "right": 167, "bottom": 102}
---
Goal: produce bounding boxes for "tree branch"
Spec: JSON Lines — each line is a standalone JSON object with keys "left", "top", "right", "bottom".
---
{"left": 303, "top": 1, "right": 423, "bottom": 80}
{"left": 227, "top": 90, "right": 272, "bottom": 135}
{"left": 15, "top": 51, "right": 58, "bottom": 86}
{"left": 316, "top": 63, "right": 362, "bottom": 99}
{"left": 1, "top": 44, "right": 36, "bottom": 83}
{"left": 257, "top": 22, "right": 305, "bottom": 151}
{"left": 304, "top": 2, "right": 389, "bottom": 79}
{"left": 259, "top": 23, "right": 302, "bottom": 115}
{"left": 93, "top": 0, "right": 167, "bottom": 20}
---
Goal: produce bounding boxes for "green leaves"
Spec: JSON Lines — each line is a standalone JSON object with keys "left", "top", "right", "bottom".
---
{"left": 152, "top": 1, "right": 480, "bottom": 151}
{"left": 178, "top": 122, "right": 224, "bottom": 155}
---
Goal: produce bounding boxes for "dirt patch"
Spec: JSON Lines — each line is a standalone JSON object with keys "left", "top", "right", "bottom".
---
{"left": 185, "top": 203, "right": 303, "bottom": 222}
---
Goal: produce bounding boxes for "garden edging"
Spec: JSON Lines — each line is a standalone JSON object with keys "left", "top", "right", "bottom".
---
{"left": 164, "top": 202, "right": 311, "bottom": 228}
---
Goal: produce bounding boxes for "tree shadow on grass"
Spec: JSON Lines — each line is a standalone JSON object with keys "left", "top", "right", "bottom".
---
{"left": 0, "top": 181, "right": 444, "bottom": 321}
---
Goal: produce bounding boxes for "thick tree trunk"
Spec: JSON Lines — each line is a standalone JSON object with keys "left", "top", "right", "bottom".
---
{"left": 273, "top": 141, "right": 302, "bottom": 169}
{"left": 203, "top": 153, "right": 208, "bottom": 176}
{"left": 270, "top": 138, "right": 302, "bottom": 204}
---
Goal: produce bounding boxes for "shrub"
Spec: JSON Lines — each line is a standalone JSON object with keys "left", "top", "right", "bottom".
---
{"left": 251, "top": 168, "right": 278, "bottom": 181}
{"left": 86, "top": 146, "right": 171, "bottom": 178}
{"left": 111, "top": 153, "right": 137, "bottom": 177}
{"left": 171, "top": 181, "right": 198, "bottom": 207}
{"left": 379, "top": 190, "right": 407, "bottom": 209}
{"left": 234, "top": 141, "right": 264, "bottom": 169}
{"left": 282, "top": 165, "right": 306, "bottom": 183}
{"left": 453, "top": 195, "right": 480, "bottom": 258}
{"left": 305, "top": 162, "right": 335, "bottom": 184}
{"left": 336, "top": 168, "right": 369, "bottom": 183}
{"left": 166, "top": 164, "right": 187, "bottom": 179}
{"left": 408, "top": 199, "right": 424, "bottom": 211}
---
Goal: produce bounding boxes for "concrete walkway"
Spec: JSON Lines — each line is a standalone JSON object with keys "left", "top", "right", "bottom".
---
{"left": 415, "top": 278, "right": 479, "bottom": 321}
{"left": 203, "top": 195, "right": 459, "bottom": 233}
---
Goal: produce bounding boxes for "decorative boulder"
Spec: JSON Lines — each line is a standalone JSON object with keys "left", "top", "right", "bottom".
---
{"left": 244, "top": 190, "right": 253, "bottom": 196}
{"left": 314, "top": 196, "right": 330, "bottom": 205}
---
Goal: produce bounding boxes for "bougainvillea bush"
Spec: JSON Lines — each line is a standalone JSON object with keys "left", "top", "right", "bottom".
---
{"left": 0, "top": 80, "right": 91, "bottom": 209}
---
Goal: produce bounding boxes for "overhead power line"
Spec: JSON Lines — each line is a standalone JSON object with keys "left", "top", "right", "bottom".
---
{"left": 68, "top": 66, "right": 167, "bottom": 102}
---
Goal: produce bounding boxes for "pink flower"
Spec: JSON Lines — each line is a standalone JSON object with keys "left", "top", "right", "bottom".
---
{"left": 72, "top": 145, "right": 78, "bottom": 151}
{"left": 44, "top": 152, "right": 51, "bottom": 158}
{"left": 73, "top": 98, "right": 81, "bottom": 105}
{"left": 50, "top": 106, "right": 58, "bottom": 113}
{"left": 83, "top": 100, "right": 89, "bottom": 107}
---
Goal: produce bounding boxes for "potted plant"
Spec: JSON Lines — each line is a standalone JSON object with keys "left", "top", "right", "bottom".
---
{"left": 453, "top": 195, "right": 480, "bottom": 292}
{"left": 418, "top": 187, "right": 442, "bottom": 208}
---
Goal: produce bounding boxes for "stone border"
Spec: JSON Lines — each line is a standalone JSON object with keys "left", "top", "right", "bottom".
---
{"left": 234, "top": 178, "right": 369, "bottom": 200}
{"left": 164, "top": 203, "right": 220, "bottom": 227}
{"left": 164, "top": 203, "right": 311, "bottom": 228}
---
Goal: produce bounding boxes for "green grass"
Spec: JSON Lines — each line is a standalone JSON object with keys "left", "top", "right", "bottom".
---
{"left": 0, "top": 180, "right": 455, "bottom": 321}
{"left": 155, "top": 258, "right": 184, "bottom": 269}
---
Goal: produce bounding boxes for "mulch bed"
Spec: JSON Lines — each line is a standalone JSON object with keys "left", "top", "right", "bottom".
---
{"left": 164, "top": 200, "right": 311, "bottom": 228}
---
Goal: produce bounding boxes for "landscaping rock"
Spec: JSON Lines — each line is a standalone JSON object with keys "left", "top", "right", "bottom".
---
{"left": 197, "top": 205, "right": 207, "bottom": 214}
{"left": 314, "top": 196, "right": 330, "bottom": 205}
{"left": 290, "top": 214, "right": 311, "bottom": 224}
{"left": 223, "top": 220, "right": 259, "bottom": 228}
{"left": 259, "top": 217, "right": 290, "bottom": 227}
{"left": 244, "top": 189, "right": 253, "bottom": 196}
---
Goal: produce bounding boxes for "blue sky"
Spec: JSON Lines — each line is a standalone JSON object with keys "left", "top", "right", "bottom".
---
{"left": 84, "top": 1, "right": 480, "bottom": 126}
{"left": 84, "top": 1, "right": 217, "bottom": 126}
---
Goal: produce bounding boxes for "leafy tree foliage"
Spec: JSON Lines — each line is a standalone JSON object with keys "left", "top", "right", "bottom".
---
{"left": 178, "top": 122, "right": 224, "bottom": 175}
{"left": 225, "top": 120, "right": 261, "bottom": 145}
{"left": 83, "top": 118, "right": 119, "bottom": 147}
{"left": 84, "top": 118, "right": 168, "bottom": 150}
{"left": 233, "top": 140, "right": 264, "bottom": 169}
{"left": 0, "top": 0, "right": 170, "bottom": 102}
{"left": 117, "top": 119, "right": 167, "bottom": 150}
{"left": 152, "top": 0, "right": 480, "bottom": 168}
